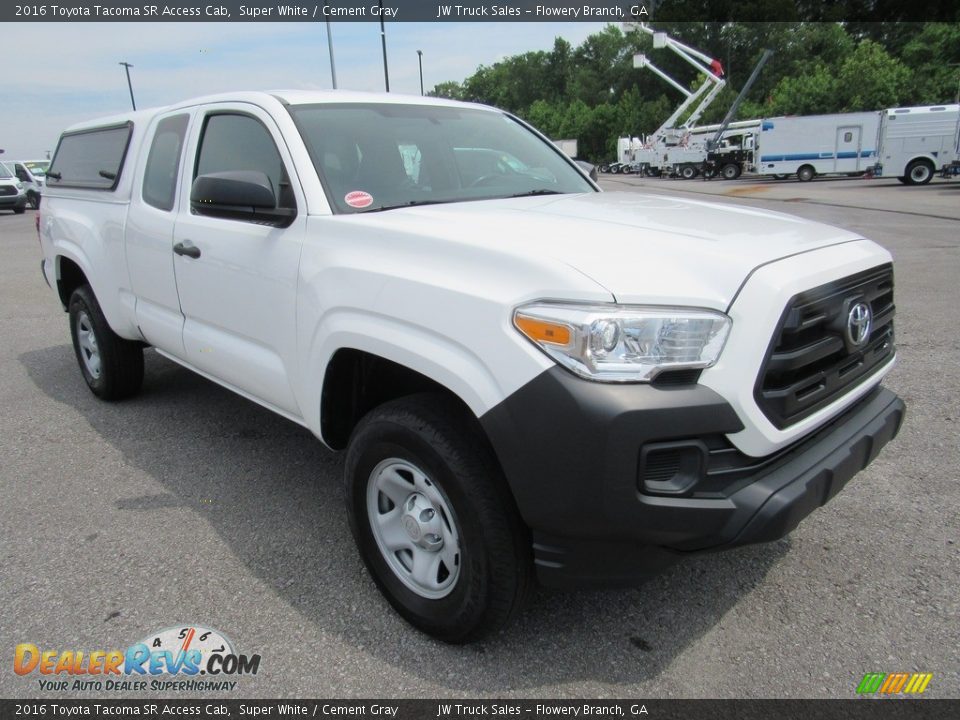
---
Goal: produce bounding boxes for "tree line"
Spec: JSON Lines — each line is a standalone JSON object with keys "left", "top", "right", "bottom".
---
{"left": 429, "top": 22, "right": 960, "bottom": 161}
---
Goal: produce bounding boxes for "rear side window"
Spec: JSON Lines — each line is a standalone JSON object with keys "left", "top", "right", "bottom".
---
{"left": 142, "top": 114, "right": 189, "bottom": 211}
{"left": 48, "top": 122, "right": 133, "bottom": 190}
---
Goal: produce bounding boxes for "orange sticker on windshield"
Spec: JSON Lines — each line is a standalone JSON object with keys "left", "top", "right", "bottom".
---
{"left": 344, "top": 190, "right": 373, "bottom": 208}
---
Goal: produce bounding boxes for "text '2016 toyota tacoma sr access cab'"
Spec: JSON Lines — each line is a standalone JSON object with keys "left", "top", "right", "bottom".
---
{"left": 39, "top": 91, "right": 905, "bottom": 642}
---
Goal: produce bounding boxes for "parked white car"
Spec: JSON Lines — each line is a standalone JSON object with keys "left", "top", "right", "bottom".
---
{"left": 40, "top": 91, "right": 905, "bottom": 642}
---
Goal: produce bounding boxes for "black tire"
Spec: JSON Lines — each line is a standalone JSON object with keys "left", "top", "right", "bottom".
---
{"left": 904, "top": 159, "right": 934, "bottom": 186}
{"left": 27, "top": 191, "right": 40, "bottom": 210}
{"left": 896, "top": 176, "right": 909, "bottom": 185}
{"left": 14, "top": 205, "right": 26, "bottom": 214}
{"left": 680, "top": 165, "right": 697, "bottom": 180}
{"left": 345, "top": 393, "right": 532, "bottom": 643}
{"left": 773, "top": 174, "right": 789, "bottom": 180}
{"left": 721, "top": 163, "right": 741, "bottom": 180}
{"left": 68, "top": 284, "right": 144, "bottom": 400}
{"left": 797, "top": 165, "right": 815, "bottom": 182}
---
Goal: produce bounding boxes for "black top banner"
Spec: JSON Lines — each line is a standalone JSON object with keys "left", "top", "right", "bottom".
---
{"left": 4, "top": 0, "right": 959, "bottom": 22}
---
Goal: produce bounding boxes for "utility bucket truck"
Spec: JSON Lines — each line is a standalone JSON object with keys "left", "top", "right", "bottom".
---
{"left": 871, "top": 104, "right": 960, "bottom": 184}
{"left": 620, "top": 23, "right": 726, "bottom": 175}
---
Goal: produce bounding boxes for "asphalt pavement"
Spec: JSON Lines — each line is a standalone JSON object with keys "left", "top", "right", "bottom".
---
{"left": 1, "top": 176, "right": 957, "bottom": 698}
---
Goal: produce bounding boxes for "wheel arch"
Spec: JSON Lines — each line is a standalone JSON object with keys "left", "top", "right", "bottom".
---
{"left": 320, "top": 347, "right": 488, "bottom": 451}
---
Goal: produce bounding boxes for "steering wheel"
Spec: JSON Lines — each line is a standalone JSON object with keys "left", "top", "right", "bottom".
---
{"left": 468, "top": 174, "right": 505, "bottom": 188}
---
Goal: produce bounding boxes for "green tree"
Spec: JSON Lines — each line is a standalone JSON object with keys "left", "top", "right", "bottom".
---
{"left": 836, "top": 40, "right": 911, "bottom": 111}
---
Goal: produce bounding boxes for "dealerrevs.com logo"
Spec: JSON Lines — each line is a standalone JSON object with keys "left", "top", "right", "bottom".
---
{"left": 14, "top": 625, "right": 261, "bottom": 693}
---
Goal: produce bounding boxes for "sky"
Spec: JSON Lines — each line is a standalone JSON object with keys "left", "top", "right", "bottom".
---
{"left": 1, "top": 21, "right": 610, "bottom": 159}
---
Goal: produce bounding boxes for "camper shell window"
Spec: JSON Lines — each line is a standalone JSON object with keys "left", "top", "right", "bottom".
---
{"left": 48, "top": 122, "right": 133, "bottom": 190}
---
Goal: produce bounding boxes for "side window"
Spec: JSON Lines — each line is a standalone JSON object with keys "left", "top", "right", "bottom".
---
{"left": 195, "top": 113, "right": 295, "bottom": 210}
{"left": 47, "top": 122, "right": 132, "bottom": 190}
{"left": 843, "top": 132, "right": 853, "bottom": 143}
{"left": 142, "top": 114, "right": 189, "bottom": 211}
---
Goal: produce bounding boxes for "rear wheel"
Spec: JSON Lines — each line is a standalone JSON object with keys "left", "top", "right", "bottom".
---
{"left": 68, "top": 284, "right": 144, "bottom": 400}
{"left": 904, "top": 159, "right": 934, "bottom": 185}
{"left": 797, "top": 165, "right": 816, "bottom": 182}
{"left": 345, "top": 394, "right": 532, "bottom": 643}
{"left": 680, "top": 165, "right": 698, "bottom": 180}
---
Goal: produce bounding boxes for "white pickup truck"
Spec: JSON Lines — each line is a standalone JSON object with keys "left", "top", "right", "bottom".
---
{"left": 40, "top": 91, "right": 904, "bottom": 642}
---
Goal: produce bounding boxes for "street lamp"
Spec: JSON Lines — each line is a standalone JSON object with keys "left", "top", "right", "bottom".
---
{"left": 417, "top": 50, "right": 424, "bottom": 95}
{"left": 378, "top": 0, "right": 389, "bottom": 91}
{"left": 324, "top": 4, "right": 337, "bottom": 89}
{"left": 119, "top": 62, "right": 136, "bottom": 110}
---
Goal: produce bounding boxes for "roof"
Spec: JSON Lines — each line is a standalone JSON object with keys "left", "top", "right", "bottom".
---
{"left": 61, "top": 90, "right": 495, "bottom": 134}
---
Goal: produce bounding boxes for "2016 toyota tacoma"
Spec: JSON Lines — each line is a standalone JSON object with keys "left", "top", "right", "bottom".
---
{"left": 39, "top": 91, "right": 904, "bottom": 642}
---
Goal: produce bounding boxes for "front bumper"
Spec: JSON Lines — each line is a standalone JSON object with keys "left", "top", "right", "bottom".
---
{"left": 0, "top": 194, "right": 26, "bottom": 209}
{"left": 481, "top": 367, "right": 904, "bottom": 587}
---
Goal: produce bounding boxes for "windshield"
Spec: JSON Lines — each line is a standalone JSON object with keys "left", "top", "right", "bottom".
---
{"left": 24, "top": 161, "right": 48, "bottom": 177}
{"left": 0, "top": 163, "right": 13, "bottom": 179}
{"left": 289, "top": 103, "right": 594, "bottom": 213}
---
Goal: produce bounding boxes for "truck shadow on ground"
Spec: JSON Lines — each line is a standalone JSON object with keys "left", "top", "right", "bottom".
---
{"left": 22, "top": 345, "right": 789, "bottom": 692}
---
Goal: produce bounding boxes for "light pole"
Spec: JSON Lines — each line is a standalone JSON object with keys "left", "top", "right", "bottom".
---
{"left": 416, "top": 50, "right": 424, "bottom": 95}
{"left": 379, "top": 0, "right": 389, "bottom": 91}
{"left": 119, "top": 62, "right": 136, "bottom": 110}
{"left": 324, "top": 4, "right": 337, "bottom": 89}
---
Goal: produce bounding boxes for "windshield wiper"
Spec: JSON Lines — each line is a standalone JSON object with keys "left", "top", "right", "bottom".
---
{"left": 360, "top": 198, "right": 463, "bottom": 213}
{"left": 505, "top": 189, "right": 562, "bottom": 198}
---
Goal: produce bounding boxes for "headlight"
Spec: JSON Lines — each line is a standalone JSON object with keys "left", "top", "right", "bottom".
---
{"left": 514, "top": 302, "right": 731, "bottom": 382}
{"left": 15, "top": 182, "right": 24, "bottom": 190}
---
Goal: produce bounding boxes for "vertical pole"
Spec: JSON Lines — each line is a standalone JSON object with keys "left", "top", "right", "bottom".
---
{"left": 119, "top": 62, "right": 136, "bottom": 110}
{"left": 379, "top": 0, "right": 389, "bottom": 91}
{"left": 417, "top": 50, "right": 423, "bottom": 95}
{"left": 325, "top": 9, "right": 338, "bottom": 89}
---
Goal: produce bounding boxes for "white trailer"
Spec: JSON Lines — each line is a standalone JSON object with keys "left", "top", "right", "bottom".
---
{"left": 871, "top": 104, "right": 960, "bottom": 184}
{"left": 754, "top": 111, "right": 881, "bottom": 181}
{"left": 553, "top": 138, "right": 579, "bottom": 158}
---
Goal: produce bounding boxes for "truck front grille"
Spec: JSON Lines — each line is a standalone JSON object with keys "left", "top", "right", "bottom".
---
{"left": 755, "top": 264, "right": 895, "bottom": 429}
{"left": 0, "top": 186, "right": 18, "bottom": 196}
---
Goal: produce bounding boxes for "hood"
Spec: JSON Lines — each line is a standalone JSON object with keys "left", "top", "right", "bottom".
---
{"left": 339, "top": 191, "right": 862, "bottom": 310}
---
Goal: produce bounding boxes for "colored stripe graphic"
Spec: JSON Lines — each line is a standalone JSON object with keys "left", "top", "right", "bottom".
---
{"left": 856, "top": 673, "right": 885, "bottom": 693}
{"left": 857, "top": 672, "right": 932, "bottom": 694}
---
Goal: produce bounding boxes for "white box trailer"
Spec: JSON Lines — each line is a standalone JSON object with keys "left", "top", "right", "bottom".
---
{"left": 871, "top": 104, "right": 960, "bottom": 184}
{"left": 553, "top": 138, "right": 579, "bottom": 158}
{"left": 754, "top": 111, "right": 880, "bottom": 181}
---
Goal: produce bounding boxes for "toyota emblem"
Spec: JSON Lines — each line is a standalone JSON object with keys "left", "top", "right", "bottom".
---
{"left": 846, "top": 302, "right": 872, "bottom": 347}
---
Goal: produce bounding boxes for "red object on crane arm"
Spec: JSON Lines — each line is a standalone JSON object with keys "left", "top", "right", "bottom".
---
{"left": 710, "top": 59, "right": 725, "bottom": 77}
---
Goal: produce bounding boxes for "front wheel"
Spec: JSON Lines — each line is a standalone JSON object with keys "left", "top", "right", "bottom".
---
{"left": 69, "top": 284, "right": 144, "bottom": 400}
{"left": 27, "top": 191, "right": 40, "bottom": 209}
{"left": 345, "top": 394, "right": 532, "bottom": 643}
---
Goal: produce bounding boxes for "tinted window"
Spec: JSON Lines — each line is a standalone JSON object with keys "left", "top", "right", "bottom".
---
{"left": 143, "top": 114, "right": 189, "bottom": 211}
{"left": 195, "top": 113, "right": 294, "bottom": 209}
{"left": 289, "top": 103, "right": 594, "bottom": 214}
{"left": 48, "top": 123, "right": 132, "bottom": 189}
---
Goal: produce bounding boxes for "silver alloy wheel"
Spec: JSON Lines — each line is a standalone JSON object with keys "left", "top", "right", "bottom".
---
{"left": 76, "top": 310, "right": 101, "bottom": 378}
{"left": 367, "top": 458, "right": 461, "bottom": 599}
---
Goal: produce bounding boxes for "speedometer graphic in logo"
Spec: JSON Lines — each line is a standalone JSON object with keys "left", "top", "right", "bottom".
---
{"left": 138, "top": 625, "right": 234, "bottom": 673}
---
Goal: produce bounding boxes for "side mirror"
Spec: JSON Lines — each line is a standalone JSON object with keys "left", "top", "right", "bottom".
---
{"left": 190, "top": 171, "right": 294, "bottom": 227}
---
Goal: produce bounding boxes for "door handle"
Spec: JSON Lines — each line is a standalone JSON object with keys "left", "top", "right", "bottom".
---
{"left": 173, "top": 241, "right": 201, "bottom": 259}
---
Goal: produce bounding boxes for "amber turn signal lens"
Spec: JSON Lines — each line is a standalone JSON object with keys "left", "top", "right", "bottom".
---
{"left": 515, "top": 315, "right": 571, "bottom": 345}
